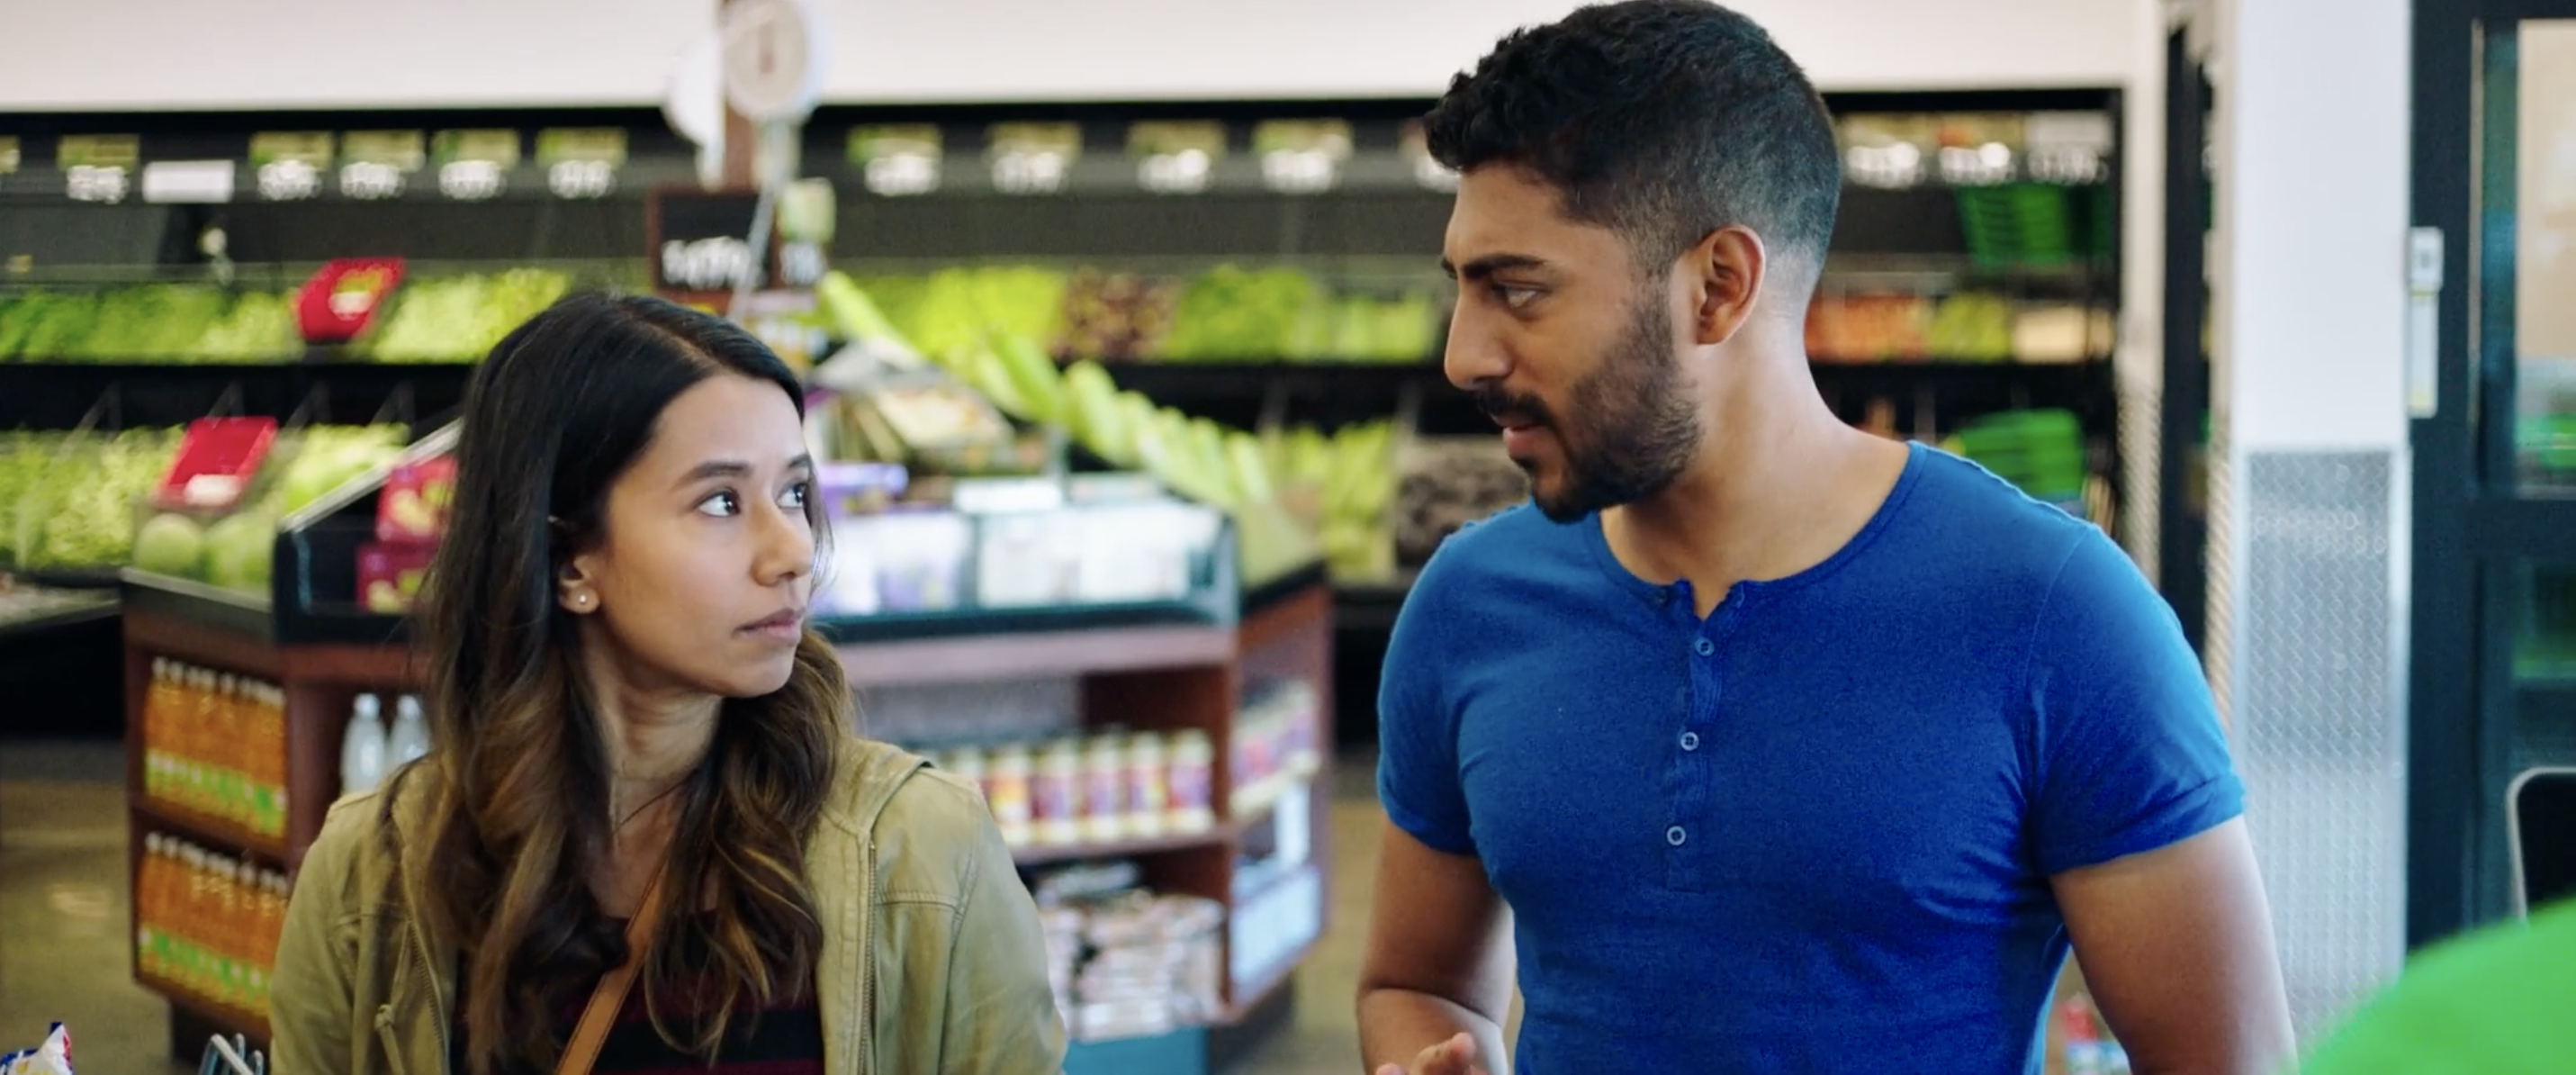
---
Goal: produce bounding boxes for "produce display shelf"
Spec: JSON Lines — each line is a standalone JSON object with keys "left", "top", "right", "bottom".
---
{"left": 133, "top": 968, "right": 271, "bottom": 1045}
{"left": 833, "top": 620, "right": 1236, "bottom": 688}
{"left": 1010, "top": 816, "right": 1250, "bottom": 869}
{"left": 0, "top": 583, "right": 120, "bottom": 643}
{"left": 1220, "top": 948, "right": 1311, "bottom": 1025}
{"left": 131, "top": 799, "right": 290, "bottom": 867}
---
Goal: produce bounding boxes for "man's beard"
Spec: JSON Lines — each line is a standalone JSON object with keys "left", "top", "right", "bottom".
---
{"left": 1474, "top": 292, "right": 1703, "bottom": 523}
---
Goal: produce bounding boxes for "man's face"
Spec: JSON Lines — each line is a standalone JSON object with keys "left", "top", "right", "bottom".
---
{"left": 1441, "top": 166, "right": 1704, "bottom": 522}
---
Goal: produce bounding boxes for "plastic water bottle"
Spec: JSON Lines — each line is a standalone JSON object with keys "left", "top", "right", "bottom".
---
{"left": 338, "top": 694, "right": 389, "bottom": 799}
{"left": 386, "top": 694, "right": 431, "bottom": 770}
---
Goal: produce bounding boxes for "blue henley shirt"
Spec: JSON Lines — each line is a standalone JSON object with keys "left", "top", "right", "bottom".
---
{"left": 1376, "top": 442, "right": 2245, "bottom": 1074}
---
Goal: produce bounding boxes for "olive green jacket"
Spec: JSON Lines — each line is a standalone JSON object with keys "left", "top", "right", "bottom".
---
{"left": 270, "top": 737, "right": 1068, "bottom": 1075}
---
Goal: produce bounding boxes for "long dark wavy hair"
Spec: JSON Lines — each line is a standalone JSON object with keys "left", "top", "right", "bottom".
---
{"left": 409, "top": 294, "right": 850, "bottom": 1073}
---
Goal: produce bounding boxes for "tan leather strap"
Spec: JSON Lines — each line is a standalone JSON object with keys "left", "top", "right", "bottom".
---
{"left": 555, "top": 871, "right": 670, "bottom": 1075}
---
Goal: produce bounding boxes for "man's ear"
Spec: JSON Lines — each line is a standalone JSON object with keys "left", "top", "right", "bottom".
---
{"left": 1686, "top": 224, "right": 1769, "bottom": 347}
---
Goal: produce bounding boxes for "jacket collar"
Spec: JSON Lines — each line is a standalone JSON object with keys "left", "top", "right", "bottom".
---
{"left": 372, "top": 735, "right": 926, "bottom": 1074}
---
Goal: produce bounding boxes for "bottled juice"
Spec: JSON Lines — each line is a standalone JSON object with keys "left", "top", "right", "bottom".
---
{"left": 185, "top": 670, "right": 214, "bottom": 815}
{"left": 137, "top": 835, "right": 165, "bottom": 978}
{"left": 223, "top": 676, "right": 250, "bottom": 827}
{"left": 176, "top": 846, "right": 205, "bottom": 996}
{"left": 147, "top": 836, "right": 183, "bottom": 980}
{"left": 212, "top": 675, "right": 236, "bottom": 824}
{"left": 220, "top": 862, "right": 250, "bottom": 1011}
{"left": 268, "top": 684, "right": 291, "bottom": 836}
{"left": 143, "top": 660, "right": 170, "bottom": 800}
{"left": 245, "top": 682, "right": 270, "bottom": 828}
{"left": 253, "top": 872, "right": 286, "bottom": 1011}
{"left": 249, "top": 684, "right": 281, "bottom": 836}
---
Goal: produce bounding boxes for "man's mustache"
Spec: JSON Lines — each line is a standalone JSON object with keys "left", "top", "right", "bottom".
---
{"left": 1472, "top": 383, "right": 1554, "bottom": 429}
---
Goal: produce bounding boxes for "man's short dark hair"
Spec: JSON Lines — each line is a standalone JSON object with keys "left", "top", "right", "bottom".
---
{"left": 1424, "top": 0, "right": 1842, "bottom": 294}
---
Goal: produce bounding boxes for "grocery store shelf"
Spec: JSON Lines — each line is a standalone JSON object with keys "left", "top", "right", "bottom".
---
{"left": 833, "top": 620, "right": 1235, "bottom": 687}
{"left": 0, "top": 359, "right": 473, "bottom": 430}
{"left": 1091, "top": 359, "right": 1446, "bottom": 393}
{"left": 131, "top": 798, "right": 290, "bottom": 865}
{"left": 0, "top": 583, "right": 119, "bottom": 643}
{"left": 1220, "top": 944, "right": 1311, "bottom": 1025}
{"left": 134, "top": 968, "right": 271, "bottom": 1044}
{"left": 1010, "top": 818, "right": 1246, "bottom": 868}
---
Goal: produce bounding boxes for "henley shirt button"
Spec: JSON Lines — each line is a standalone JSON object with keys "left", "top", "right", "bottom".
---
{"left": 1665, "top": 825, "right": 1688, "bottom": 846}
{"left": 1693, "top": 638, "right": 1716, "bottom": 657}
{"left": 1680, "top": 731, "right": 1700, "bottom": 751}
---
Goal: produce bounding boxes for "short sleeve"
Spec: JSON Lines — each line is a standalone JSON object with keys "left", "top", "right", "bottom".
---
{"left": 1375, "top": 554, "right": 1478, "bottom": 857}
{"left": 2027, "top": 530, "right": 2246, "bottom": 875}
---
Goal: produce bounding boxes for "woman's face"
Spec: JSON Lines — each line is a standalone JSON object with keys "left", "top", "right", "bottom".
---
{"left": 560, "top": 373, "right": 817, "bottom": 700}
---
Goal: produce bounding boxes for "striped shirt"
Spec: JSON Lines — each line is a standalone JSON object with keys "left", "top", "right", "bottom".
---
{"left": 453, "top": 947, "right": 824, "bottom": 1074}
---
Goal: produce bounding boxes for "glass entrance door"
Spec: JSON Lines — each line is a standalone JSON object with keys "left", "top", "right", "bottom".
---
{"left": 2410, "top": 2, "right": 2576, "bottom": 948}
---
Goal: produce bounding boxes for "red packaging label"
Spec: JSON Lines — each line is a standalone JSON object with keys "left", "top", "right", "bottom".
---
{"left": 296, "top": 257, "right": 405, "bottom": 344}
{"left": 375, "top": 455, "right": 456, "bottom": 544}
{"left": 356, "top": 541, "right": 437, "bottom": 613}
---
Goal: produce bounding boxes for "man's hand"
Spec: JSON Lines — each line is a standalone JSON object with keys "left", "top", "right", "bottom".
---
{"left": 1357, "top": 820, "right": 1514, "bottom": 1075}
{"left": 1375, "top": 1032, "right": 1488, "bottom": 1075}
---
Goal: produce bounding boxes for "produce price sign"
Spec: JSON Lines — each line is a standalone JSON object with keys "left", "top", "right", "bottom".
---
{"left": 1932, "top": 114, "right": 2022, "bottom": 187}
{"left": 986, "top": 122, "right": 1079, "bottom": 195}
{"left": 339, "top": 131, "right": 423, "bottom": 201}
{"left": 537, "top": 128, "right": 625, "bottom": 200}
{"left": 59, "top": 135, "right": 139, "bottom": 204}
{"left": 432, "top": 130, "right": 519, "bottom": 202}
{"left": 2024, "top": 112, "right": 2114, "bottom": 185}
{"left": 141, "top": 160, "right": 237, "bottom": 204}
{"left": 249, "top": 132, "right": 331, "bottom": 202}
{"left": 1838, "top": 114, "right": 1938, "bottom": 190}
{"left": 850, "top": 125, "right": 942, "bottom": 197}
{"left": 1254, "top": 120, "right": 1351, "bottom": 195}
{"left": 1129, "top": 122, "right": 1224, "bottom": 195}
{"left": 647, "top": 186, "right": 823, "bottom": 298}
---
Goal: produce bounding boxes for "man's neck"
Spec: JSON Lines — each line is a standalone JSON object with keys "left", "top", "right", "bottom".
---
{"left": 1602, "top": 363, "right": 1908, "bottom": 615}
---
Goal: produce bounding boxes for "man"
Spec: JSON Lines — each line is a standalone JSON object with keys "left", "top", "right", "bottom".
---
{"left": 1357, "top": 4, "right": 2297, "bottom": 1074}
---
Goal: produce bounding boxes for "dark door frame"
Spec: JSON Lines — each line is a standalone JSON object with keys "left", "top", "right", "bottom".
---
{"left": 2406, "top": 0, "right": 2576, "bottom": 950}
{"left": 2159, "top": 26, "right": 2211, "bottom": 655}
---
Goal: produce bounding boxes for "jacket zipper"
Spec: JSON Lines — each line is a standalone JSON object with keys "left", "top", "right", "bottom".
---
{"left": 860, "top": 839, "right": 878, "bottom": 1075}
{"left": 405, "top": 898, "right": 452, "bottom": 1073}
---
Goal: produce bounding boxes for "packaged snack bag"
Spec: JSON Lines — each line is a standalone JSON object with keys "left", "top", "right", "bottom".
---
{"left": 0, "top": 1023, "right": 72, "bottom": 1074}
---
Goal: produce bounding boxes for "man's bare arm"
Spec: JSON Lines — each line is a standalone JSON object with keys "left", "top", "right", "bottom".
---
{"left": 2052, "top": 818, "right": 2295, "bottom": 1075}
{"left": 1356, "top": 818, "right": 1515, "bottom": 1074}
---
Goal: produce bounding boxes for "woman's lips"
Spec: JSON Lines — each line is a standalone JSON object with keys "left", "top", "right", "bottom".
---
{"left": 739, "top": 609, "right": 805, "bottom": 642}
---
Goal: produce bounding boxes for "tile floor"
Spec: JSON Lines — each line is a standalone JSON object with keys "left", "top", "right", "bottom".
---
{"left": 0, "top": 738, "right": 1384, "bottom": 1075}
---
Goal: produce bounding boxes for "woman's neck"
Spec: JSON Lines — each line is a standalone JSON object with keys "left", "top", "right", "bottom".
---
{"left": 579, "top": 646, "right": 721, "bottom": 831}
{"left": 577, "top": 649, "right": 721, "bottom": 915}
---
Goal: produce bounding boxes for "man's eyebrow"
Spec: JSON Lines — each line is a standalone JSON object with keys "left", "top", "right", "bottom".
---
{"left": 1440, "top": 253, "right": 1551, "bottom": 281}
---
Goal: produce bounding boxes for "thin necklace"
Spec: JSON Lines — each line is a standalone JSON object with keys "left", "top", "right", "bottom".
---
{"left": 614, "top": 773, "right": 692, "bottom": 832}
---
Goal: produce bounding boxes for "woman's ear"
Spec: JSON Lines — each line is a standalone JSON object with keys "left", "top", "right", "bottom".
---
{"left": 556, "top": 560, "right": 599, "bottom": 615}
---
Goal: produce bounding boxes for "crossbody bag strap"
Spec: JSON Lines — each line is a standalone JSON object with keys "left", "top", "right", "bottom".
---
{"left": 554, "top": 871, "right": 671, "bottom": 1075}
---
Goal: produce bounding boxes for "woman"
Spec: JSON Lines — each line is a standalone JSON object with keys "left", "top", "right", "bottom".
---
{"left": 271, "top": 294, "right": 1066, "bottom": 1075}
